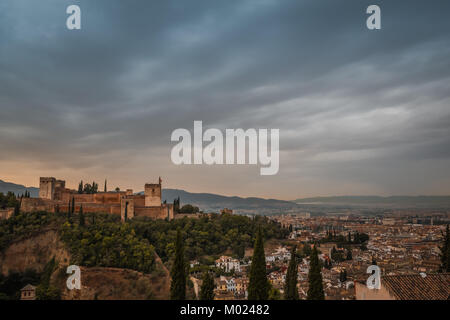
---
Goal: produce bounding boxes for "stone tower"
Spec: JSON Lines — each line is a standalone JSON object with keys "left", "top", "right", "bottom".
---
{"left": 144, "top": 177, "right": 162, "bottom": 207}
{"left": 39, "top": 177, "right": 56, "bottom": 200}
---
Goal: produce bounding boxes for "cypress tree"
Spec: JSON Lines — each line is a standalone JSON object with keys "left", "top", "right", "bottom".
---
{"left": 307, "top": 246, "right": 324, "bottom": 300}
{"left": 248, "top": 228, "right": 269, "bottom": 300}
{"left": 439, "top": 224, "right": 450, "bottom": 272}
{"left": 199, "top": 271, "right": 215, "bottom": 300}
{"left": 79, "top": 205, "right": 85, "bottom": 226}
{"left": 14, "top": 201, "right": 20, "bottom": 216}
{"left": 71, "top": 197, "right": 75, "bottom": 215}
{"left": 104, "top": 179, "right": 107, "bottom": 192}
{"left": 284, "top": 246, "right": 299, "bottom": 300}
{"left": 339, "top": 269, "right": 347, "bottom": 283}
{"left": 67, "top": 200, "right": 71, "bottom": 221}
{"left": 170, "top": 229, "right": 186, "bottom": 300}
{"left": 346, "top": 248, "right": 353, "bottom": 260}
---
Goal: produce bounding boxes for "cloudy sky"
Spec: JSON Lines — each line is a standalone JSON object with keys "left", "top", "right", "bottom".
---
{"left": 1, "top": 0, "right": 449, "bottom": 199}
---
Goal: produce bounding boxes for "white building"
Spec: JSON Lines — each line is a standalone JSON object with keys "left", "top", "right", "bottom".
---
{"left": 215, "top": 256, "right": 241, "bottom": 273}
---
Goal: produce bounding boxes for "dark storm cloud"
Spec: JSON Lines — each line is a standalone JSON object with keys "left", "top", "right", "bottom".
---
{"left": 0, "top": 0, "right": 449, "bottom": 197}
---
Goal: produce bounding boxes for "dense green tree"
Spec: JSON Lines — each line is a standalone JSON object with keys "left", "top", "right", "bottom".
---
{"left": 67, "top": 200, "right": 71, "bottom": 222}
{"left": 170, "top": 229, "right": 186, "bottom": 300}
{"left": 36, "top": 257, "right": 60, "bottom": 300}
{"left": 302, "top": 244, "right": 312, "bottom": 257}
{"left": 439, "top": 225, "right": 450, "bottom": 272}
{"left": 339, "top": 269, "right": 347, "bottom": 283}
{"left": 284, "top": 246, "right": 299, "bottom": 300}
{"left": 71, "top": 197, "right": 75, "bottom": 215}
{"left": 104, "top": 179, "right": 107, "bottom": 193}
{"left": 346, "top": 248, "right": 353, "bottom": 260}
{"left": 331, "top": 246, "right": 344, "bottom": 262}
{"left": 248, "top": 228, "right": 269, "bottom": 300}
{"left": 78, "top": 181, "right": 83, "bottom": 194}
{"left": 0, "top": 192, "right": 19, "bottom": 210}
{"left": 268, "top": 283, "right": 281, "bottom": 300}
{"left": 0, "top": 269, "right": 40, "bottom": 300}
{"left": 61, "top": 217, "right": 155, "bottom": 273}
{"left": 173, "top": 197, "right": 181, "bottom": 213}
{"left": 199, "top": 271, "right": 215, "bottom": 300}
{"left": 79, "top": 205, "right": 85, "bottom": 227}
{"left": 307, "top": 246, "right": 324, "bottom": 300}
{"left": 180, "top": 204, "right": 199, "bottom": 214}
{"left": 130, "top": 214, "right": 288, "bottom": 262}
{"left": 13, "top": 201, "right": 20, "bottom": 216}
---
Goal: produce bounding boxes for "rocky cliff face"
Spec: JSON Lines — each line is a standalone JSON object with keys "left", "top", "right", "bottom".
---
{"left": 61, "top": 264, "right": 170, "bottom": 300}
{"left": 0, "top": 228, "right": 70, "bottom": 275}
{"left": 0, "top": 229, "right": 171, "bottom": 300}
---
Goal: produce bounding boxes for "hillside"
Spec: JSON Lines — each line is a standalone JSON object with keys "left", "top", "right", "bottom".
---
{"left": 0, "top": 228, "right": 170, "bottom": 300}
{"left": 0, "top": 180, "right": 39, "bottom": 197}
{"left": 160, "top": 188, "right": 299, "bottom": 214}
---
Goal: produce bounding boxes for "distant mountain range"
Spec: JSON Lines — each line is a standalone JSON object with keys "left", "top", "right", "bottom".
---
{"left": 0, "top": 180, "right": 39, "bottom": 197}
{"left": 160, "top": 189, "right": 299, "bottom": 214}
{"left": 293, "top": 195, "right": 450, "bottom": 207}
{"left": 2, "top": 179, "right": 450, "bottom": 213}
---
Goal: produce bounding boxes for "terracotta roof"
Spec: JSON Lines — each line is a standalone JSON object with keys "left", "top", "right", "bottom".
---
{"left": 21, "top": 284, "right": 36, "bottom": 291}
{"left": 382, "top": 273, "right": 450, "bottom": 300}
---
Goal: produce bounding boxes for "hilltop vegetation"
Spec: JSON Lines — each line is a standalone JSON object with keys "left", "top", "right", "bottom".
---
{"left": 130, "top": 213, "right": 289, "bottom": 262}
{"left": 60, "top": 216, "right": 156, "bottom": 273}
{"left": 0, "top": 211, "right": 58, "bottom": 251}
{"left": 0, "top": 192, "right": 20, "bottom": 209}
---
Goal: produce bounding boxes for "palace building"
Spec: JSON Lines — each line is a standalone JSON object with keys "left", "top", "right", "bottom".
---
{"left": 21, "top": 177, "right": 174, "bottom": 221}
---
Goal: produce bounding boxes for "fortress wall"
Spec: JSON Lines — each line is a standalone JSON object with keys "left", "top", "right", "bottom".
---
{"left": 132, "top": 195, "right": 145, "bottom": 207}
{"left": 162, "top": 203, "right": 174, "bottom": 220}
{"left": 72, "top": 194, "right": 95, "bottom": 203}
{"left": 93, "top": 192, "right": 123, "bottom": 204}
{"left": 58, "top": 203, "right": 120, "bottom": 215}
{"left": 135, "top": 206, "right": 167, "bottom": 220}
{"left": 58, "top": 191, "right": 125, "bottom": 204}
{"left": 21, "top": 198, "right": 55, "bottom": 213}
{"left": 120, "top": 198, "right": 135, "bottom": 221}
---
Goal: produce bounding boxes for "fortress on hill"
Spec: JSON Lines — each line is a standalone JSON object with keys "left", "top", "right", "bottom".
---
{"left": 21, "top": 177, "right": 174, "bottom": 221}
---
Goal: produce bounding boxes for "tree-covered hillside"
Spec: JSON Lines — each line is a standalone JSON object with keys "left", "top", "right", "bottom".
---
{"left": 130, "top": 213, "right": 289, "bottom": 262}
{"left": 1, "top": 210, "right": 288, "bottom": 271}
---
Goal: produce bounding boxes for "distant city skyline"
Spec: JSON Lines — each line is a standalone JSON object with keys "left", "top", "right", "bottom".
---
{"left": 1, "top": 0, "right": 450, "bottom": 200}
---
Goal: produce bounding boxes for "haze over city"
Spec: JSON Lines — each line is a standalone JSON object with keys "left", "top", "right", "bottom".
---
{"left": 1, "top": 0, "right": 450, "bottom": 199}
